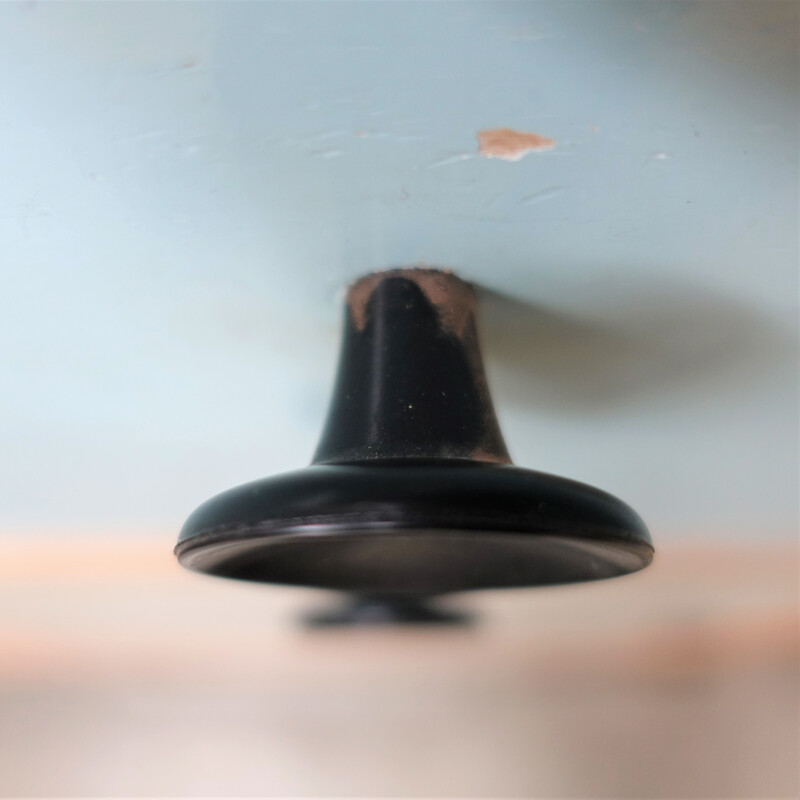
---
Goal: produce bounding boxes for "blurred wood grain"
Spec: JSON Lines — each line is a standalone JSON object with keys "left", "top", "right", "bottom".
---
{"left": 0, "top": 534, "right": 797, "bottom": 796}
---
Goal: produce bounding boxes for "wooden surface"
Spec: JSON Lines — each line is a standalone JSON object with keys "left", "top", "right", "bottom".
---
{"left": 0, "top": 535, "right": 797, "bottom": 796}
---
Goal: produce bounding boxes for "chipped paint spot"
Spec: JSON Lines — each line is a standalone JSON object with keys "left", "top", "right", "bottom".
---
{"left": 477, "top": 128, "right": 556, "bottom": 161}
{"left": 347, "top": 268, "right": 476, "bottom": 338}
{"left": 470, "top": 446, "right": 508, "bottom": 464}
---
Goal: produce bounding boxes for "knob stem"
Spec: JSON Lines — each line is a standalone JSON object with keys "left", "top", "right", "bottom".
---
{"left": 313, "top": 269, "right": 511, "bottom": 465}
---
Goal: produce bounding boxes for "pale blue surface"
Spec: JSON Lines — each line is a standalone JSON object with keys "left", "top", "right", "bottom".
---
{"left": 0, "top": 1, "right": 796, "bottom": 535}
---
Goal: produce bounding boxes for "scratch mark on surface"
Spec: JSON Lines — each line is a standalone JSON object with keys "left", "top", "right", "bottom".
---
{"left": 311, "top": 149, "right": 343, "bottom": 159}
{"left": 521, "top": 187, "right": 563, "bottom": 205}
{"left": 492, "top": 24, "right": 549, "bottom": 42}
{"left": 448, "top": 214, "right": 529, "bottom": 225}
{"left": 399, "top": 187, "right": 409, "bottom": 201}
{"left": 354, "top": 131, "right": 429, "bottom": 142}
{"left": 477, "top": 128, "right": 556, "bottom": 161}
{"left": 118, "top": 130, "right": 168, "bottom": 144}
{"left": 353, "top": 131, "right": 392, "bottom": 140}
{"left": 425, "top": 153, "right": 474, "bottom": 169}
{"left": 305, "top": 130, "right": 348, "bottom": 142}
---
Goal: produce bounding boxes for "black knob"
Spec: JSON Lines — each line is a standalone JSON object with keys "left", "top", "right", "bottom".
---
{"left": 175, "top": 269, "right": 653, "bottom": 596}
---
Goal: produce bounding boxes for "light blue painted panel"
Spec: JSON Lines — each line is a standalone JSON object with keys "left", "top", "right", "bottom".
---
{"left": 0, "top": 1, "right": 796, "bottom": 536}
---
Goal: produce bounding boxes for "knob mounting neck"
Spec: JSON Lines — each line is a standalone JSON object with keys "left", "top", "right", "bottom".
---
{"left": 313, "top": 269, "right": 511, "bottom": 466}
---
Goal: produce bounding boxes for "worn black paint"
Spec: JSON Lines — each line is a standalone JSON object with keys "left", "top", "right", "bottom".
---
{"left": 313, "top": 274, "right": 509, "bottom": 464}
{"left": 176, "top": 269, "right": 653, "bottom": 597}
